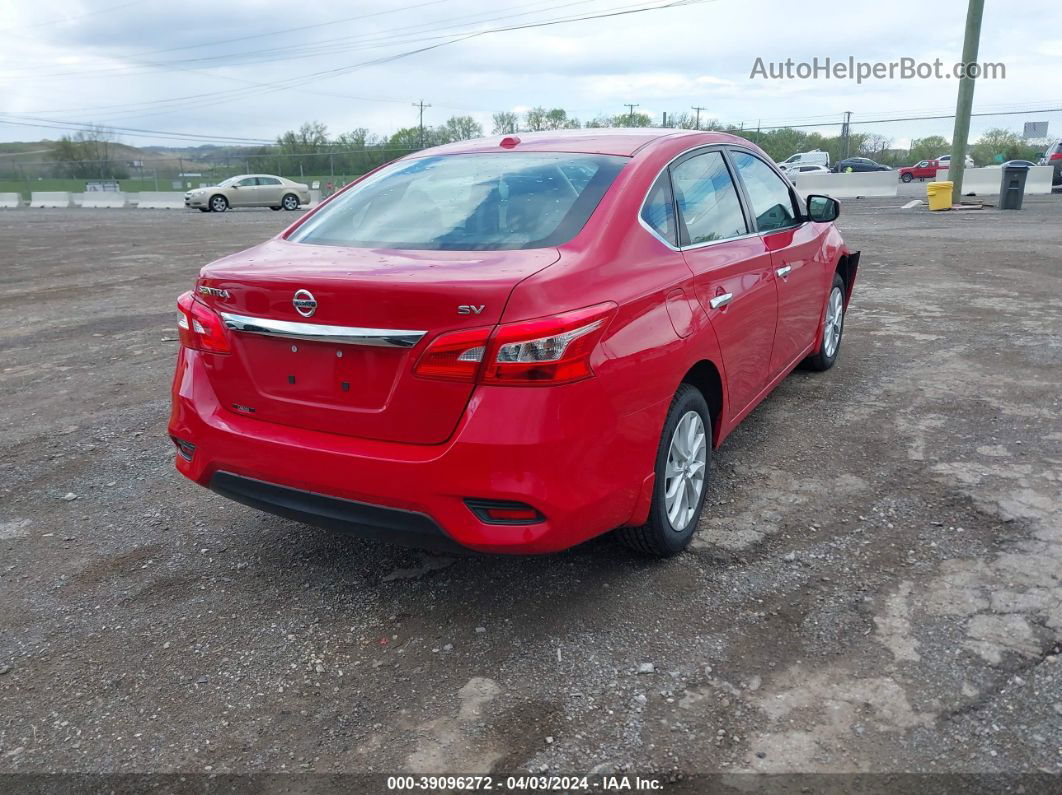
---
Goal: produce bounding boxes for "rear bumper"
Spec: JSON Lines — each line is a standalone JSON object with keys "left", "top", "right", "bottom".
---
{"left": 169, "top": 348, "right": 662, "bottom": 554}
{"left": 210, "top": 471, "right": 466, "bottom": 554}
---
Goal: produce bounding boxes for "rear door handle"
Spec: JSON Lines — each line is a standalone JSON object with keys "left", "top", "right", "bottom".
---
{"left": 776, "top": 265, "right": 792, "bottom": 279}
{"left": 709, "top": 293, "right": 733, "bottom": 310}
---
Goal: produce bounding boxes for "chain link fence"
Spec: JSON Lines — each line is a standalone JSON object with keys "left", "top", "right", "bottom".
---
{"left": 0, "top": 147, "right": 420, "bottom": 199}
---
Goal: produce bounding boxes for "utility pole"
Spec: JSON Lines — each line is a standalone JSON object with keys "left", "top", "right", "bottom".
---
{"left": 413, "top": 100, "right": 431, "bottom": 149}
{"left": 948, "top": 0, "right": 985, "bottom": 204}
{"left": 662, "top": 111, "right": 668, "bottom": 128}
{"left": 624, "top": 103, "right": 639, "bottom": 126}
{"left": 691, "top": 105, "right": 706, "bottom": 131}
{"left": 841, "top": 111, "right": 852, "bottom": 160}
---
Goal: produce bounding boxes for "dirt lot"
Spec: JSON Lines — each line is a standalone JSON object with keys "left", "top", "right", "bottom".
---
{"left": 1, "top": 200, "right": 1060, "bottom": 786}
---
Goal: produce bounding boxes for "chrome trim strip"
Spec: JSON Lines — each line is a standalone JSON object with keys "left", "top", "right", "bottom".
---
{"left": 219, "top": 312, "right": 426, "bottom": 348}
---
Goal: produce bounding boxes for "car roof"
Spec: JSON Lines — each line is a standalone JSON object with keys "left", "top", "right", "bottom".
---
{"left": 415, "top": 128, "right": 752, "bottom": 158}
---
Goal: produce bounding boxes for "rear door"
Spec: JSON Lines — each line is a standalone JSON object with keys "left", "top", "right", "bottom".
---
{"left": 730, "top": 148, "right": 826, "bottom": 376}
{"left": 671, "top": 148, "right": 778, "bottom": 416}
{"left": 256, "top": 176, "right": 285, "bottom": 205}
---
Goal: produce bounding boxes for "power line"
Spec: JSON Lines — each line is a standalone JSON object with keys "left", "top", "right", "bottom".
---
{"left": 0, "top": 0, "right": 148, "bottom": 33}
{"left": 4, "top": 0, "right": 707, "bottom": 131}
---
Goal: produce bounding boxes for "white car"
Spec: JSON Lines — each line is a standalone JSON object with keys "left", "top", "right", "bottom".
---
{"left": 778, "top": 150, "right": 831, "bottom": 170}
{"left": 936, "top": 154, "right": 975, "bottom": 169}
{"left": 781, "top": 164, "right": 831, "bottom": 176}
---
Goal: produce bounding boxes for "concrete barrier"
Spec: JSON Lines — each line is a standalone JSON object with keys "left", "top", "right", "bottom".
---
{"left": 135, "top": 191, "right": 185, "bottom": 209}
{"left": 308, "top": 189, "right": 321, "bottom": 206}
{"left": 78, "top": 191, "right": 129, "bottom": 208}
{"left": 934, "top": 166, "right": 1054, "bottom": 196}
{"left": 789, "top": 170, "right": 898, "bottom": 199}
{"left": 0, "top": 193, "right": 21, "bottom": 208}
{"left": 30, "top": 192, "right": 74, "bottom": 208}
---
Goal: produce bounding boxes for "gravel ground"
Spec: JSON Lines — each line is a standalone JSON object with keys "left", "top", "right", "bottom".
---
{"left": 1, "top": 200, "right": 1060, "bottom": 786}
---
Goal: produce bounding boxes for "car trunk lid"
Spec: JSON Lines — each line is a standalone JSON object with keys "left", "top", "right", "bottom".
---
{"left": 195, "top": 239, "right": 559, "bottom": 444}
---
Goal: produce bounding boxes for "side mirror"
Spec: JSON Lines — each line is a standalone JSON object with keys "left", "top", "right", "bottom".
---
{"left": 806, "top": 194, "right": 839, "bottom": 223}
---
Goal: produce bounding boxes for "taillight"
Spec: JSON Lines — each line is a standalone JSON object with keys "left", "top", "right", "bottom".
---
{"left": 412, "top": 327, "right": 491, "bottom": 382}
{"left": 413, "top": 303, "right": 616, "bottom": 386}
{"left": 483, "top": 303, "right": 616, "bottom": 385}
{"left": 177, "top": 291, "right": 231, "bottom": 354}
{"left": 1050, "top": 152, "right": 1062, "bottom": 162}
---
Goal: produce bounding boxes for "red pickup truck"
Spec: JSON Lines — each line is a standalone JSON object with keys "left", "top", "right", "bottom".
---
{"left": 898, "top": 159, "right": 942, "bottom": 183}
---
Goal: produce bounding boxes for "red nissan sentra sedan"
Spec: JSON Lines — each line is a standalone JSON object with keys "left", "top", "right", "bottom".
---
{"left": 169, "top": 129, "right": 858, "bottom": 557}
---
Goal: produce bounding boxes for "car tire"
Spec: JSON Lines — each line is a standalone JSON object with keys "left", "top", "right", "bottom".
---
{"left": 803, "top": 273, "right": 846, "bottom": 372}
{"left": 209, "top": 195, "right": 228, "bottom": 213}
{"left": 198, "top": 208, "right": 210, "bottom": 213}
{"left": 618, "top": 383, "right": 711, "bottom": 558}
{"left": 270, "top": 206, "right": 282, "bottom": 211}
{"left": 901, "top": 173, "right": 913, "bottom": 183}
{"left": 282, "top": 193, "right": 300, "bottom": 211}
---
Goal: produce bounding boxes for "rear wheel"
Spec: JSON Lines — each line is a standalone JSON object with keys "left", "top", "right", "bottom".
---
{"left": 803, "top": 273, "right": 846, "bottom": 371}
{"left": 282, "top": 193, "right": 300, "bottom": 211}
{"left": 209, "top": 195, "right": 228, "bottom": 213}
{"left": 619, "top": 384, "right": 710, "bottom": 557}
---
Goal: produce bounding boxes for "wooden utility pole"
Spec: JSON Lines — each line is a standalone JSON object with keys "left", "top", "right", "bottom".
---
{"left": 624, "top": 104, "right": 639, "bottom": 125}
{"left": 413, "top": 100, "right": 431, "bottom": 149}
{"left": 691, "top": 105, "right": 706, "bottom": 131}
{"left": 948, "top": 0, "right": 985, "bottom": 204}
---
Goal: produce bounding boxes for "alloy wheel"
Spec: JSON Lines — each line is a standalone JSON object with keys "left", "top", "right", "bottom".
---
{"left": 664, "top": 410, "right": 707, "bottom": 532}
{"left": 823, "top": 286, "right": 844, "bottom": 359}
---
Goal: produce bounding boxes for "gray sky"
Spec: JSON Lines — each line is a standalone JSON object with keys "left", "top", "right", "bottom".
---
{"left": 1, "top": 0, "right": 1060, "bottom": 148}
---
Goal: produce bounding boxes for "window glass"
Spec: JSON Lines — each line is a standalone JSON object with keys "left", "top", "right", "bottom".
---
{"left": 258, "top": 176, "right": 281, "bottom": 185}
{"left": 289, "top": 153, "right": 627, "bottom": 251}
{"left": 670, "top": 151, "right": 747, "bottom": 246}
{"left": 731, "top": 151, "right": 799, "bottom": 232}
{"left": 237, "top": 177, "right": 258, "bottom": 187}
{"left": 640, "top": 173, "right": 676, "bottom": 245}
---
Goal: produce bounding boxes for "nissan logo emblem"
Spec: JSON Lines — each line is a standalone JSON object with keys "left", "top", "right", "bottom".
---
{"left": 293, "top": 289, "right": 317, "bottom": 318}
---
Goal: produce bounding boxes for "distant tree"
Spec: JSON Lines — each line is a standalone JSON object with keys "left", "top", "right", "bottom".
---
{"left": 908, "top": 135, "right": 951, "bottom": 163}
{"left": 859, "top": 133, "right": 892, "bottom": 158}
{"left": 610, "top": 111, "right": 652, "bottom": 128}
{"left": 387, "top": 127, "right": 425, "bottom": 152}
{"left": 970, "top": 127, "right": 1038, "bottom": 165}
{"left": 525, "top": 106, "right": 549, "bottom": 131}
{"left": 492, "top": 111, "right": 520, "bottom": 134}
{"left": 52, "top": 125, "right": 126, "bottom": 179}
{"left": 585, "top": 114, "right": 613, "bottom": 129}
{"left": 437, "top": 115, "right": 484, "bottom": 144}
{"left": 544, "top": 108, "right": 580, "bottom": 130}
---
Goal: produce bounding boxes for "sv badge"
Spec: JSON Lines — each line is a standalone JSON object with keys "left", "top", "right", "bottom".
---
{"left": 457, "top": 305, "right": 485, "bottom": 315}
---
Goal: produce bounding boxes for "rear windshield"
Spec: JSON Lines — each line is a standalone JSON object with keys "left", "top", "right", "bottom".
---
{"left": 288, "top": 152, "right": 627, "bottom": 251}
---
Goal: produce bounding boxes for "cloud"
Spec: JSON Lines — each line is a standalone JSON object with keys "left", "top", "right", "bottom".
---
{"left": 0, "top": 0, "right": 1059, "bottom": 146}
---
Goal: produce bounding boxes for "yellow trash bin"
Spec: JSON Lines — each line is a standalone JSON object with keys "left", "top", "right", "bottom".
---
{"left": 926, "top": 181, "right": 953, "bottom": 211}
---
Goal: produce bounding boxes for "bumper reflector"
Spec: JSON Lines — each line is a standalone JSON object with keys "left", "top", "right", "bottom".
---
{"left": 465, "top": 499, "right": 544, "bottom": 525}
{"left": 170, "top": 435, "right": 196, "bottom": 462}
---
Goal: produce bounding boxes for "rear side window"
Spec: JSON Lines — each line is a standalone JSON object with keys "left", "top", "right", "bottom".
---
{"left": 731, "top": 151, "right": 799, "bottom": 232}
{"left": 640, "top": 173, "right": 676, "bottom": 245}
{"left": 289, "top": 153, "right": 627, "bottom": 251}
{"left": 258, "top": 176, "right": 281, "bottom": 185}
{"left": 670, "top": 151, "right": 747, "bottom": 246}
